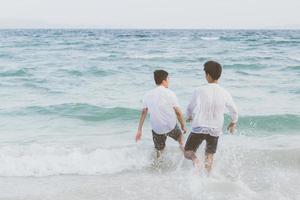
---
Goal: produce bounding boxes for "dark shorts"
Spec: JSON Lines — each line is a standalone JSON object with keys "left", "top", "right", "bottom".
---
{"left": 152, "top": 125, "right": 183, "bottom": 150}
{"left": 184, "top": 132, "right": 219, "bottom": 154}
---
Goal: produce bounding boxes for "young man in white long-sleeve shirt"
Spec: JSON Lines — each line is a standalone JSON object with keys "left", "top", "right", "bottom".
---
{"left": 184, "top": 61, "right": 238, "bottom": 174}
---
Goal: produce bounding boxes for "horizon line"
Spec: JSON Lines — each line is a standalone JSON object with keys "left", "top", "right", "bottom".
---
{"left": 1, "top": 27, "right": 300, "bottom": 30}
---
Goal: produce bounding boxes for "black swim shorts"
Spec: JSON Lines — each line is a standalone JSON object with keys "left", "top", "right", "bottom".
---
{"left": 184, "top": 132, "right": 219, "bottom": 154}
{"left": 152, "top": 125, "right": 183, "bottom": 150}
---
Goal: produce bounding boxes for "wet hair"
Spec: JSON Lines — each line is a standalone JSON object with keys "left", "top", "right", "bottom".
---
{"left": 154, "top": 70, "right": 168, "bottom": 85}
{"left": 204, "top": 61, "right": 222, "bottom": 80}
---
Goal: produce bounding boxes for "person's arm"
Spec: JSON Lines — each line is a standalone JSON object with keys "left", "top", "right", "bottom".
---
{"left": 170, "top": 92, "right": 187, "bottom": 133}
{"left": 174, "top": 107, "right": 187, "bottom": 133}
{"left": 225, "top": 92, "right": 238, "bottom": 134}
{"left": 135, "top": 108, "right": 148, "bottom": 142}
{"left": 186, "top": 89, "right": 197, "bottom": 122}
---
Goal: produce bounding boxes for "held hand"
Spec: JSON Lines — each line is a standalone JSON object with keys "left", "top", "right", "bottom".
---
{"left": 181, "top": 125, "right": 187, "bottom": 134}
{"left": 227, "top": 122, "right": 237, "bottom": 134}
{"left": 135, "top": 130, "right": 142, "bottom": 142}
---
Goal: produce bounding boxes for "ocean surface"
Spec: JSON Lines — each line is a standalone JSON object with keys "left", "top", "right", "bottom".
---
{"left": 0, "top": 29, "right": 299, "bottom": 200}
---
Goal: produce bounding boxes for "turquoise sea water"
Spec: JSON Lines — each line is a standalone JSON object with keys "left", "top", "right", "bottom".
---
{"left": 0, "top": 29, "right": 299, "bottom": 200}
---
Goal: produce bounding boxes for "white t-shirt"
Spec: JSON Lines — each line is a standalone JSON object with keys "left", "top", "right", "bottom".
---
{"left": 186, "top": 83, "right": 238, "bottom": 136}
{"left": 143, "top": 86, "right": 180, "bottom": 134}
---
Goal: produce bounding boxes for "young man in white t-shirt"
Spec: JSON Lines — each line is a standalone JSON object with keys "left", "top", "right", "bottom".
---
{"left": 184, "top": 61, "right": 238, "bottom": 174}
{"left": 135, "top": 70, "right": 187, "bottom": 157}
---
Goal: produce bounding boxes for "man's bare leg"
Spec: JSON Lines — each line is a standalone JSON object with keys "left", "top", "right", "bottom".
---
{"left": 156, "top": 149, "right": 164, "bottom": 159}
{"left": 205, "top": 153, "right": 214, "bottom": 175}
{"left": 184, "top": 150, "right": 201, "bottom": 175}
{"left": 178, "top": 135, "right": 184, "bottom": 152}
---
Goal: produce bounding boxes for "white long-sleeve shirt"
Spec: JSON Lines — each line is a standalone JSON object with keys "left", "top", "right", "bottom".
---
{"left": 187, "top": 83, "right": 238, "bottom": 136}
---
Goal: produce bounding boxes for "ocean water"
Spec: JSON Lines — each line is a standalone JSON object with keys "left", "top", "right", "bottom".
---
{"left": 0, "top": 29, "right": 299, "bottom": 200}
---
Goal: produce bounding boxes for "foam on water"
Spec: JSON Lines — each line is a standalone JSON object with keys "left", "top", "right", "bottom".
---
{"left": 0, "top": 135, "right": 299, "bottom": 176}
{"left": 0, "top": 144, "right": 151, "bottom": 176}
{"left": 0, "top": 135, "right": 299, "bottom": 199}
{"left": 200, "top": 36, "right": 220, "bottom": 41}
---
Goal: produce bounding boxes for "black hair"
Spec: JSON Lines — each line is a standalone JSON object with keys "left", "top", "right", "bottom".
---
{"left": 204, "top": 61, "right": 222, "bottom": 80}
{"left": 154, "top": 70, "right": 168, "bottom": 85}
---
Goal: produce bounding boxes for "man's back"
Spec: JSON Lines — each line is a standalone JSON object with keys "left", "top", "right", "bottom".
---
{"left": 143, "top": 86, "right": 179, "bottom": 134}
{"left": 187, "top": 83, "right": 238, "bottom": 135}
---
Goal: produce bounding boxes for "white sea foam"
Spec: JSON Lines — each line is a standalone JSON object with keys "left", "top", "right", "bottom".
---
{"left": 0, "top": 135, "right": 299, "bottom": 177}
{"left": 200, "top": 36, "right": 220, "bottom": 41}
{"left": 0, "top": 135, "right": 299, "bottom": 200}
{"left": 0, "top": 143, "right": 152, "bottom": 176}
